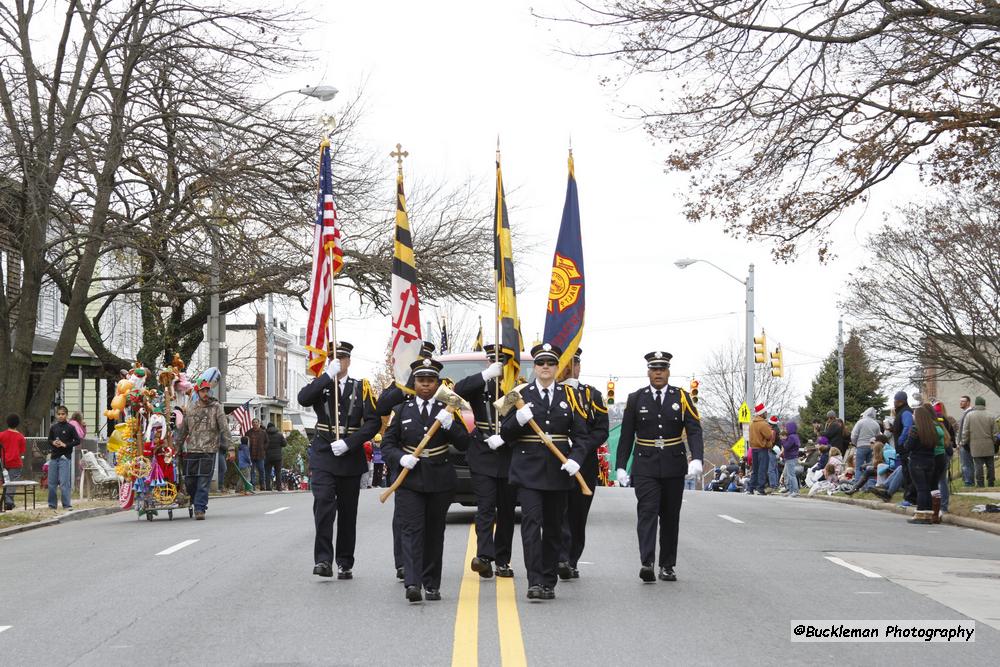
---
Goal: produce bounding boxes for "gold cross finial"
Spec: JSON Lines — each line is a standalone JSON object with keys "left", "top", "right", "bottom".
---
{"left": 390, "top": 143, "right": 409, "bottom": 173}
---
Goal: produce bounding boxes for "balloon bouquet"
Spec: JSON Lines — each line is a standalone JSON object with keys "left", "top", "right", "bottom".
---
{"left": 105, "top": 354, "right": 219, "bottom": 519}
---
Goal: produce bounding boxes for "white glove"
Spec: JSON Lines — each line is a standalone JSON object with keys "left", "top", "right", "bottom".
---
{"left": 330, "top": 440, "right": 348, "bottom": 456}
{"left": 482, "top": 361, "right": 503, "bottom": 381}
{"left": 400, "top": 454, "right": 419, "bottom": 470}
{"left": 434, "top": 409, "right": 454, "bottom": 430}
{"left": 515, "top": 403, "right": 534, "bottom": 426}
{"left": 561, "top": 459, "right": 581, "bottom": 477}
{"left": 486, "top": 434, "right": 504, "bottom": 450}
{"left": 325, "top": 357, "right": 341, "bottom": 380}
{"left": 688, "top": 459, "right": 703, "bottom": 477}
{"left": 616, "top": 468, "right": 630, "bottom": 487}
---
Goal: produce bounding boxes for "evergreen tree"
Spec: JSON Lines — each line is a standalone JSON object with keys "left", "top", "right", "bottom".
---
{"left": 799, "top": 332, "right": 886, "bottom": 431}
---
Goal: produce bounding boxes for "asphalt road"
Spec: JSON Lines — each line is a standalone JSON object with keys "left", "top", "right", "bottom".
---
{"left": 3, "top": 488, "right": 1000, "bottom": 666}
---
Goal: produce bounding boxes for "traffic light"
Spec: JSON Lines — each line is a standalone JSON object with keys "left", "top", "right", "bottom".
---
{"left": 770, "top": 345, "right": 784, "bottom": 378}
{"left": 754, "top": 330, "right": 767, "bottom": 364}
{"left": 607, "top": 380, "right": 616, "bottom": 405}
{"left": 690, "top": 379, "right": 699, "bottom": 403}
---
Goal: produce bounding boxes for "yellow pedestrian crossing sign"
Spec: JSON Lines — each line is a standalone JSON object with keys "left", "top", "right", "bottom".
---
{"left": 731, "top": 437, "right": 746, "bottom": 459}
{"left": 737, "top": 402, "right": 751, "bottom": 424}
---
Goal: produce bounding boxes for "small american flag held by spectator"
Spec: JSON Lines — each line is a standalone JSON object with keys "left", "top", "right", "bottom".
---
{"left": 231, "top": 400, "right": 253, "bottom": 436}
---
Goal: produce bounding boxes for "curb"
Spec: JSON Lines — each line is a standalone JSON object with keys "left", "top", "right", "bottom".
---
{"left": 805, "top": 493, "right": 1000, "bottom": 537}
{"left": 0, "top": 505, "right": 125, "bottom": 538}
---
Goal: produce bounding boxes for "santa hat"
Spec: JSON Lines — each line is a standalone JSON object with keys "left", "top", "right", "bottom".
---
{"left": 768, "top": 415, "right": 779, "bottom": 425}
{"left": 754, "top": 403, "right": 766, "bottom": 415}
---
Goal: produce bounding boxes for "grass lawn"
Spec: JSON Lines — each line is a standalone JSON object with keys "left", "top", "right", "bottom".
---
{"left": 805, "top": 488, "right": 1000, "bottom": 525}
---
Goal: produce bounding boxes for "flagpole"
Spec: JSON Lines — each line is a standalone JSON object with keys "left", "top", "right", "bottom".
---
{"left": 322, "top": 137, "right": 340, "bottom": 438}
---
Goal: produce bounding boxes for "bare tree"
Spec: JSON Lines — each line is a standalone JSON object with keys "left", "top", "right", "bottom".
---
{"left": 844, "top": 188, "right": 1000, "bottom": 396}
{"left": 698, "top": 339, "right": 797, "bottom": 447}
{"left": 549, "top": 1, "right": 1000, "bottom": 259}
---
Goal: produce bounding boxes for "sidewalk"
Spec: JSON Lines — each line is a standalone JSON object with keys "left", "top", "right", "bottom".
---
{"left": 802, "top": 492, "right": 1000, "bottom": 537}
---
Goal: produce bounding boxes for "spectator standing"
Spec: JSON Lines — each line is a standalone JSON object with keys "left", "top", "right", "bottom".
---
{"left": 265, "top": 422, "right": 286, "bottom": 491}
{"left": 956, "top": 395, "right": 975, "bottom": 487}
{"left": 823, "top": 411, "right": 845, "bottom": 450}
{"left": 767, "top": 416, "right": 781, "bottom": 490}
{"left": 961, "top": 396, "right": 998, "bottom": 487}
{"left": 237, "top": 436, "right": 252, "bottom": 494}
{"left": 903, "top": 404, "right": 946, "bottom": 524}
{"left": 69, "top": 412, "right": 87, "bottom": 441}
{"left": 1, "top": 414, "right": 27, "bottom": 510}
{"left": 933, "top": 402, "right": 957, "bottom": 515}
{"left": 890, "top": 392, "right": 916, "bottom": 507}
{"left": 47, "top": 405, "right": 81, "bottom": 510}
{"left": 851, "top": 407, "right": 881, "bottom": 476}
{"left": 781, "top": 421, "right": 801, "bottom": 497}
{"left": 247, "top": 418, "right": 267, "bottom": 490}
{"left": 749, "top": 403, "right": 775, "bottom": 495}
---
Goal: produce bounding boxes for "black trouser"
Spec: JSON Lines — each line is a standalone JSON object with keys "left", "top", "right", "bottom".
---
{"left": 901, "top": 457, "right": 917, "bottom": 504}
{"left": 265, "top": 458, "right": 282, "bottom": 490}
{"left": 396, "top": 487, "right": 453, "bottom": 590}
{"left": 973, "top": 456, "right": 996, "bottom": 487}
{"left": 909, "top": 453, "right": 946, "bottom": 511}
{"left": 311, "top": 469, "right": 362, "bottom": 568}
{"left": 471, "top": 472, "right": 517, "bottom": 566}
{"left": 518, "top": 487, "right": 567, "bottom": 589}
{"left": 560, "top": 484, "right": 595, "bottom": 567}
{"left": 633, "top": 475, "right": 685, "bottom": 568}
{"left": 387, "top": 467, "right": 403, "bottom": 568}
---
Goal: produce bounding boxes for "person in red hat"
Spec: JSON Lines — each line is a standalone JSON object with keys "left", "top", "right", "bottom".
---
{"left": 175, "top": 379, "right": 234, "bottom": 519}
{"left": 748, "top": 403, "right": 774, "bottom": 495}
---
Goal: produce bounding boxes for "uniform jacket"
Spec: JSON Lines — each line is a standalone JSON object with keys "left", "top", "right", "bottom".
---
{"left": 563, "top": 380, "right": 610, "bottom": 486}
{"left": 616, "top": 384, "right": 704, "bottom": 479}
{"left": 454, "top": 371, "right": 511, "bottom": 478}
{"left": 962, "top": 406, "right": 999, "bottom": 458}
{"left": 499, "top": 382, "right": 590, "bottom": 491}
{"left": 175, "top": 396, "right": 234, "bottom": 455}
{"left": 298, "top": 373, "right": 380, "bottom": 476}
{"left": 380, "top": 397, "right": 470, "bottom": 493}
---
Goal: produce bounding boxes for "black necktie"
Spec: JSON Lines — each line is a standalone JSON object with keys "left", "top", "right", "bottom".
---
{"left": 655, "top": 390, "right": 663, "bottom": 408}
{"left": 420, "top": 401, "right": 429, "bottom": 423}
{"left": 542, "top": 388, "right": 551, "bottom": 411}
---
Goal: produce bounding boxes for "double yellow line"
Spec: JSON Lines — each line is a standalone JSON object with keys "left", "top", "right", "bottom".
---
{"left": 452, "top": 525, "right": 527, "bottom": 666}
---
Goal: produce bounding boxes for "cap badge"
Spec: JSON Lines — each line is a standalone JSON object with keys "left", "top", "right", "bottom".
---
{"left": 542, "top": 343, "right": 552, "bottom": 351}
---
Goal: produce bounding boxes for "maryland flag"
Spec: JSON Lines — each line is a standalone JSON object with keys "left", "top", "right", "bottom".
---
{"left": 543, "top": 151, "right": 585, "bottom": 374}
{"left": 389, "top": 162, "right": 423, "bottom": 387}
{"left": 473, "top": 316, "right": 484, "bottom": 352}
{"left": 494, "top": 156, "right": 521, "bottom": 393}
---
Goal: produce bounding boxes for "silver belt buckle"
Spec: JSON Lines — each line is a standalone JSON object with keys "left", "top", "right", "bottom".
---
{"left": 419, "top": 451, "right": 430, "bottom": 458}
{"left": 655, "top": 438, "right": 664, "bottom": 447}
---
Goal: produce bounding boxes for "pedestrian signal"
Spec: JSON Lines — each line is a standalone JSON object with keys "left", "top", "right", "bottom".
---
{"left": 754, "top": 331, "right": 767, "bottom": 364}
{"left": 690, "top": 379, "right": 699, "bottom": 403}
{"left": 607, "top": 380, "right": 615, "bottom": 405}
{"left": 770, "top": 345, "right": 784, "bottom": 378}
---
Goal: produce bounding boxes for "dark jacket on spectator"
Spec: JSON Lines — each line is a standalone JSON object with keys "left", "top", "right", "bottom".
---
{"left": 265, "top": 423, "right": 286, "bottom": 461}
{"left": 823, "top": 417, "right": 845, "bottom": 449}
{"left": 247, "top": 426, "right": 267, "bottom": 461}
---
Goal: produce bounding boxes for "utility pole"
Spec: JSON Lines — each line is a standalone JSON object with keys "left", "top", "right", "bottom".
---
{"left": 744, "top": 263, "right": 755, "bottom": 450}
{"left": 837, "top": 318, "right": 845, "bottom": 421}
{"left": 267, "top": 293, "right": 276, "bottom": 397}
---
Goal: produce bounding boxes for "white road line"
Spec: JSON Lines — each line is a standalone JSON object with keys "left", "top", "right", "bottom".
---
{"left": 265, "top": 506, "right": 290, "bottom": 515}
{"left": 717, "top": 514, "right": 744, "bottom": 524}
{"left": 0, "top": 626, "right": 11, "bottom": 634}
{"left": 825, "top": 556, "right": 882, "bottom": 578}
{"left": 155, "top": 539, "right": 199, "bottom": 556}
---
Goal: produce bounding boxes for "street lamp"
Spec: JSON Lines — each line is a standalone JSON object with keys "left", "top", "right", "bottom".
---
{"left": 675, "top": 258, "right": 756, "bottom": 432}
{"left": 207, "top": 84, "right": 338, "bottom": 403}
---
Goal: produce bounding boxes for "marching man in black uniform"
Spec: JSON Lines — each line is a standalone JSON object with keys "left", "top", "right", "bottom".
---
{"left": 454, "top": 344, "right": 515, "bottom": 579}
{"left": 500, "top": 342, "right": 591, "bottom": 601}
{"left": 557, "top": 348, "right": 609, "bottom": 580}
{"left": 381, "top": 357, "right": 470, "bottom": 603}
{"left": 298, "top": 342, "right": 379, "bottom": 580}
{"left": 616, "top": 351, "right": 703, "bottom": 583}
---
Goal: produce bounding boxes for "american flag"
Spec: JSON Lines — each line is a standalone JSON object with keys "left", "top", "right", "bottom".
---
{"left": 231, "top": 400, "right": 253, "bottom": 436}
{"left": 305, "top": 140, "right": 344, "bottom": 377}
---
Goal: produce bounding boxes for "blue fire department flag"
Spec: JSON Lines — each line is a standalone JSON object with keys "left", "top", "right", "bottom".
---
{"left": 543, "top": 152, "right": 585, "bottom": 374}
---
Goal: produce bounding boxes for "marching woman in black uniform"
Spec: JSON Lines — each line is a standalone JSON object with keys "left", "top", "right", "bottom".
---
{"left": 454, "top": 344, "right": 515, "bottom": 579}
{"left": 615, "top": 351, "right": 704, "bottom": 583}
{"left": 298, "top": 342, "right": 380, "bottom": 580}
{"left": 381, "top": 357, "right": 470, "bottom": 603}
{"left": 500, "top": 343, "right": 591, "bottom": 601}
{"left": 557, "top": 348, "right": 610, "bottom": 580}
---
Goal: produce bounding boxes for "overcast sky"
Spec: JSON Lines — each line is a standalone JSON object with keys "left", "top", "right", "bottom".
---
{"left": 251, "top": 0, "right": 923, "bottom": 407}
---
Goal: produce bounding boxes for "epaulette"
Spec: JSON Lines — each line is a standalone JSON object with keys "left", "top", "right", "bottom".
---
{"left": 680, "top": 389, "right": 700, "bottom": 422}
{"left": 563, "top": 385, "right": 588, "bottom": 419}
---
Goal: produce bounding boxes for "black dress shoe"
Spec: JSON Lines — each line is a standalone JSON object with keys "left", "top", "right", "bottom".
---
{"left": 658, "top": 567, "right": 677, "bottom": 582}
{"left": 639, "top": 565, "right": 656, "bottom": 583}
{"left": 405, "top": 585, "right": 422, "bottom": 602}
{"left": 526, "top": 585, "right": 543, "bottom": 600}
{"left": 557, "top": 561, "right": 573, "bottom": 580}
{"left": 313, "top": 562, "right": 333, "bottom": 577}
{"left": 541, "top": 586, "right": 555, "bottom": 600}
{"left": 571, "top": 567, "right": 580, "bottom": 579}
{"left": 396, "top": 566, "right": 405, "bottom": 581}
{"left": 337, "top": 567, "right": 353, "bottom": 580}
{"left": 424, "top": 588, "right": 441, "bottom": 601}
{"left": 494, "top": 564, "right": 514, "bottom": 578}
{"left": 471, "top": 557, "right": 493, "bottom": 578}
